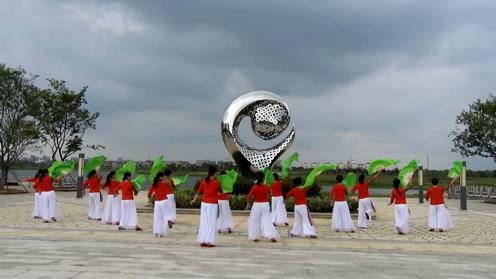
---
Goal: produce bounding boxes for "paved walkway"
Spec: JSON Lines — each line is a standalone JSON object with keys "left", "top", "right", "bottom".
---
{"left": 0, "top": 192, "right": 495, "bottom": 278}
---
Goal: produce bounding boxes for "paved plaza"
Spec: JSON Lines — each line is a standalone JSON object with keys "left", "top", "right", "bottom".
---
{"left": 0, "top": 192, "right": 495, "bottom": 278}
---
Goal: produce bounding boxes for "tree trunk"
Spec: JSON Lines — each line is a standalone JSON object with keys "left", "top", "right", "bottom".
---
{"left": 0, "top": 166, "right": 8, "bottom": 190}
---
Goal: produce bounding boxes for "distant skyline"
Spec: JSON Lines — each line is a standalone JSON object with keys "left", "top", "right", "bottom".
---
{"left": 1, "top": 1, "right": 495, "bottom": 169}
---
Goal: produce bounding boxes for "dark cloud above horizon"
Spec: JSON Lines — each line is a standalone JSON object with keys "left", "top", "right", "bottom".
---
{"left": 1, "top": 0, "right": 495, "bottom": 169}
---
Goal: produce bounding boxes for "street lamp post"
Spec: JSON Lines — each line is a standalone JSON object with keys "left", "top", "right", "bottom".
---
{"left": 77, "top": 153, "right": 84, "bottom": 199}
{"left": 418, "top": 166, "right": 424, "bottom": 203}
{"left": 460, "top": 161, "right": 467, "bottom": 210}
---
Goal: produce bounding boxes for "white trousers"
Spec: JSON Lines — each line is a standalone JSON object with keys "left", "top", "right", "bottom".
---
{"left": 32, "top": 193, "right": 42, "bottom": 218}
{"left": 248, "top": 202, "right": 279, "bottom": 240}
{"left": 88, "top": 192, "right": 102, "bottom": 220}
{"left": 394, "top": 204, "right": 410, "bottom": 234}
{"left": 197, "top": 202, "right": 218, "bottom": 244}
{"left": 41, "top": 191, "right": 61, "bottom": 221}
{"left": 291, "top": 205, "right": 316, "bottom": 237}
{"left": 102, "top": 195, "right": 121, "bottom": 224}
{"left": 331, "top": 201, "right": 355, "bottom": 232}
{"left": 357, "top": 198, "right": 374, "bottom": 228}
{"left": 216, "top": 200, "right": 234, "bottom": 232}
{"left": 153, "top": 200, "right": 170, "bottom": 236}
{"left": 120, "top": 200, "right": 138, "bottom": 229}
{"left": 271, "top": 196, "right": 288, "bottom": 225}
{"left": 428, "top": 204, "right": 454, "bottom": 231}
{"left": 165, "top": 194, "right": 176, "bottom": 222}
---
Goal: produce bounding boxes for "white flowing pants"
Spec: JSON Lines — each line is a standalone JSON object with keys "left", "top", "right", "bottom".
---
{"left": 357, "top": 198, "right": 374, "bottom": 228}
{"left": 153, "top": 200, "right": 170, "bottom": 236}
{"left": 197, "top": 202, "right": 218, "bottom": 244}
{"left": 120, "top": 200, "right": 138, "bottom": 229}
{"left": 331, "top": 201, "right": 355, "bottom": 232}
{"left": 41, "top": 191, "right": 61, "bottom": 221}
{"left": 102, "top": 195, "right": 121, "bottom": 224}
{"left": 428, "top": 204, "right": 454, "bottom": 231}
{"left": 291, "top": 205, "right": 316, "bottom": 237}
{"left": 271, "top": 196, "right": 288, "bottom": 225}
{"left": 394, "top": 204, "right": 410, "bottom": 234}
{"left": 165, "top": 194, "right": 176, "bottom": 222}
{"left": 248, "top": 202, "right": 279, "bottom": 240}
{"left": 32, "top": 193, "right": 42, "bottom": 218}
{"left": 88, "top": 192, "right": 102, "bottom": 220}
{"left": 216, "top": 200, "right": 234, "bottom": 232}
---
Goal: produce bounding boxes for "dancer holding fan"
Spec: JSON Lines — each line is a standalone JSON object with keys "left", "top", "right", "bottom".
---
{"left": 351, "top": 173, "right": 380, "bottom": 228}
{"left": 330, "top": 175, "right": 355, "bottom": 233}
{"left": 271, "top": 173, "right": 288, "bottom": 227}
{"left": 389, "top": 178, "right": 415, "bottom": 234}
{"left": 101, "top": 171, "right": 121, "bottom": 225}
{"left": 425, "top": 178, "right": 456, "bottom": 232}
{"left": 246, "top": 172, "right": 279, "bottom": 242}
{"left": 118, "top": 171, "right": 143, "bottom": 231}
{"left": 23, "top": 170, "right": 43, "bottom": 219}
{"left": 148, "top": 172, "right": 170, "bottom": 237}
{"left": 192, "top": 166, "right": 221, "bottom": 248}
{"left": 286, "top": 177, "right": 317, "bottom": 238}
{"left": 83, "top": 170, "right": 103, "bottom": 221}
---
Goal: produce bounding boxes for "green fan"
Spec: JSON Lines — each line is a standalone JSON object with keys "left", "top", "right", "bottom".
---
{"left": 116, "top": 160, "right": 136, "bottom": 182}
{"left": 301, "top": 163, "right": 337, "bottom": 189}
{"left": 342, "top": 172, "right": 357, "bottom": 191}
{"left": 448, "top": 160, "right": 464, "bottom": 179}
{"left": 367, "top": 159, "right": 401, "bottom": 175}
{"left": 150, "top": 155, "right": 167, "bottom": 183}
{"left": 398, "top": 160, "right": 418, "bottom": 187}
{"left": 48, "top": 161, "right": 75, "bottom": 179}
{"left": 281, "top": 152, "right": 299, "bottom": 179}
{"left": 84, "top": 155, "right": 106, "bottom": 175}
{"left": 217, "top": 170, "right": 238, "bottom": 193}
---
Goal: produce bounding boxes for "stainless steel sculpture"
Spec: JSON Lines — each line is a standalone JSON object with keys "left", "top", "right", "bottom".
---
{"left": 221, "top": 91, "right": 295, "bottom": 177}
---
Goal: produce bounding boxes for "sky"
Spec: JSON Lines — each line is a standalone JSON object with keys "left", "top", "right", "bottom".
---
{"left": 1, "top": 0, "right": 495, "bottom": 169}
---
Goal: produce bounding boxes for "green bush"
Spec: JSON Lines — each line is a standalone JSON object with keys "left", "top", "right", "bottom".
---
{"left": 174, "top": 190, "right": 357, "bottom": 213}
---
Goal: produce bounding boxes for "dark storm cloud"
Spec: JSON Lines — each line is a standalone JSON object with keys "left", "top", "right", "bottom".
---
{"left": 1, "top": 0, "right": 495, "bottom": 168}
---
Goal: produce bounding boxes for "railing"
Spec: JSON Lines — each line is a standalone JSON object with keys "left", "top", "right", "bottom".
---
{"left": 448, "top": 185, "right": 496, "bottom": 202}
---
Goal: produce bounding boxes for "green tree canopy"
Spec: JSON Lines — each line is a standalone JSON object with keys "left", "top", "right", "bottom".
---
{"left": 33, "top": 79, "right": 101, "bottom": 161}
{"left": 450, "top": 95, "right": 496, "bottom": 161}
{"left": 0, "top": 64, "right": 40, "bottom": 188}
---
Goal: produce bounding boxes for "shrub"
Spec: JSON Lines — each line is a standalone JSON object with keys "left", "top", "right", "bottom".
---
{"left": 173, "top": 190, "right": 358, "bottom": 213}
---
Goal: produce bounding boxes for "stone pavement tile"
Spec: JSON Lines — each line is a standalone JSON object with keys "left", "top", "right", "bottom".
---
{"left": 15, "top": 271, "right": 79, "bottom": 278}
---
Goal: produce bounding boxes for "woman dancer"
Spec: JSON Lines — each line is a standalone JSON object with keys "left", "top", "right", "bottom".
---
{"left": 351, "top": 173, "right": 380, "bottom": 228}
{"left": 163, "top": 169, "right": 176, "bottom": 227}
{"left": 118, "top": 172, "right": 142, "bottom": 231}
{"left": 148, "top": 172, "right": 170, "bottom": 237}
{"left": 83, "top": 170, "right": 103, "bottom": 220}
{"left": 286, "top": 177, "right": 317, "bottom": 238}
{"left": 101, "top": 171, "right": 121, "bottom": 225}
{"left": 425, "top": 178, "right": 456, "bottom": 232}
{"left": 330, "top": 175, "right": 355, "bottom": 233}
{"left": 23, "top": 170, "right": 43, "bottom": 219}
{"left": 38, "top": 169, "right": 63, "bottom": 223}
{"left": 246, "top": 172, "right": 279, "bottom": 243}
{"left": 217, "top": 179, "right": 233, "bottom": 233}
{"left": 271, "top": 173, "right": 288, "bottom": 226}
{"left": 388, "top": 178, "right": 414, "bottom": 234}
{"left": 192, "top": 166, "right": 221, "bottom": 247}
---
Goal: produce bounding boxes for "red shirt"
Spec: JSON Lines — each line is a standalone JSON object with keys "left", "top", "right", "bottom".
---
{"left": 286, "top": 187, "right": 307, "bottom": 205}
{"left": 39, "top": 176, "right": 54, "bottom": 192}
{"left": 25, "top": 177, "right": 41, "bottom": 193}
{"left": 425, "top": 186, "right": 445, "bottom": 205}
{"left": 390, "top": 188, "right": 407, "bottom": 205}
{"left": 271, "top": 180, "right": 283, "bottom": 197}
{"left": 351, "top": 182, "right": 370, "bottom": 199}
{"left": 147, "top": 182, "right": 169, "bottom": 201}
{"left": 120, "top": 181, "right": 135, "bottom": 201}
{"left": 164, "top": 178, "right": 175, "bottom": 195}
{"left": 83, "top": 177, "right": 101, "bottom": 193}
{"left": 218, "top": 193, "right": 229, "bottom": 200}
{"left": 197, "top": 178, "right": 220, "bottom": 204}
{"left": 102, "top": 180, "right": 120, "bottom": 195}
{"left": 247, "top": 184, "right": 270, "bottom": 203}
{"left": 330, "top": 183, "right": 347, "bottom": 202}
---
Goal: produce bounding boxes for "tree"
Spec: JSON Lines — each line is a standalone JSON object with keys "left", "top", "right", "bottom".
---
{"left": 0, "top": 64, "right": 40, "bottom": 189}
{"left": 33, "top": 79, "right": 101, "bottom": 161}
{"left": 450, "top": 95, "right": 496, "bottom": 161}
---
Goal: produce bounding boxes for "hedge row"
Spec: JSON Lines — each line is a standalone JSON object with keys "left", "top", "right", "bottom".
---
{"left": 174, "top": 190, "right": 358, "bottom": 213}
